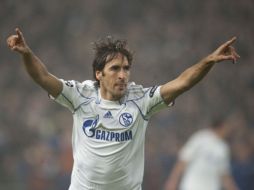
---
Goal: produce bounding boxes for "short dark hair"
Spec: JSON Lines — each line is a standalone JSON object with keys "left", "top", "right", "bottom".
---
{"left": 92, "top": 36, "right": 133, "bottom": 86}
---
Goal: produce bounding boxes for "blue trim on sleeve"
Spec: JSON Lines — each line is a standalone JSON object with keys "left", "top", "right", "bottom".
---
{"left": 146, "top": 100, "right": 166, "bottom": 115}
{"left": 61, "top": 93, "right": 73, "bottom": 107}
{"left": 74, "top": 99, "right": 95, "bottom": 112}
{"left": 75, "top": 81, "right": 95, "bottom": 99}
{"left": 125, "top": 88, "right": 150, "bottom": 103}
{"left": 130, "top": 100, "right": 149, "bottom": 121}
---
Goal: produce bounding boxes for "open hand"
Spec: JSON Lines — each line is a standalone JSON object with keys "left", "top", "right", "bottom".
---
{"left": 7, "top": 28, "right": 30, "bottom": 54}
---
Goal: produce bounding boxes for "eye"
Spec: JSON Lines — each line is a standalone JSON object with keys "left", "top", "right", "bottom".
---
{"left": 110, "top": 65, "right": 120, "bottom": 71}
{"left": 123, "top": 65, "right": 130, "bottom": 71}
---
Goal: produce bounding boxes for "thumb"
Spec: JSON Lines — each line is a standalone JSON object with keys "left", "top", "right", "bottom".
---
{"left": 217, "top": 55, "right": 235, "bottom": 62}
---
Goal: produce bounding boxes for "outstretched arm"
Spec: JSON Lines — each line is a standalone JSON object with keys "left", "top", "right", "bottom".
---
{"left": 7, "top": 28, "right": 62, "bottom": 98}
{"left": 160, "top": 37, "right": 240, "bottom": 104}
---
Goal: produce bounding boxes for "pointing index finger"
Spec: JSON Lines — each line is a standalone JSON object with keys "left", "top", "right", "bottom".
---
{"left": 225, "top": 36, "right": 237, "bottom": 47}
{"left": 217, "top": 37, "right": 237, "bottom": 53}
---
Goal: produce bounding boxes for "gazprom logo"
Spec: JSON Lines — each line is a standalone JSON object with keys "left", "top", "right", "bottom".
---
{"left": 82, "top": 115, "right": 99, "bottom": 137}
{"left": 119, "top": 112, "right": 133, "bottom": 127}
{"left": 82, "top": 114, "right": 133, "bottom": 142}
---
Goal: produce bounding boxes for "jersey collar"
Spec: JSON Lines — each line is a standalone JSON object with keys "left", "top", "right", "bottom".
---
{"left": 96, "top": 88, "right": 126, "bottom": 109}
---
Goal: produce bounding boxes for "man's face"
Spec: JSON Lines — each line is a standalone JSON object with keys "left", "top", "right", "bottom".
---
{"left": 96, "top": 53, "right": 130, "bottom": 101}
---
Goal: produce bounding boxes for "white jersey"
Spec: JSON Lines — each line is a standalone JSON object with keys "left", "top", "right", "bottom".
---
{"left": 179, "top": 129, "right": 231, "bottom": 190}
{"left": 53, "top": 80, "right": 169, "bottom": 190}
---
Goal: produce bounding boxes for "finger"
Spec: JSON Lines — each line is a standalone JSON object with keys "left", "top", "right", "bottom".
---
{"left": 6, "top": 35, "right": 13, "bottom": 44}
{"left": 11, "top": 45, "right": 23, "bottom": 52}
{"left": 232, "top": 48, "right": 240, "bottom": 58}
{"left": 11, "top": 46, "right": 18, "bottom": 51}
{"left": 7, "top": 35, "right": 18, "bottom": 47}
{"left": 6, "top": 36, "right": 12, "bottom": 46}
{"left": 224, "top": 37, "right": 237, "bottom": 47}
{"left": 15, "top": 28, "right": 24, "bottom": 40}
{"left": 218, "top": 55, "right": 235, "bottom": 62}
{"left": 227, "top": 55, "right": 236, "bottom": 64}
{"left": 232, "top": 56, "right": 236, "bottom": 64}
{"left": 229, "top": 46, "right": 240, "bottom": 63}
{"left": 218, "top": 37, "right": 237, "bottom": 52}
{"left": 235, "top": 51, "right": 240, "bottom": 58}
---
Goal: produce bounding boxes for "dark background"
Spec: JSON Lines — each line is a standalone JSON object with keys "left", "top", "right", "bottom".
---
{"left": 0, "top": 0, "right": 253, "bottom": 189}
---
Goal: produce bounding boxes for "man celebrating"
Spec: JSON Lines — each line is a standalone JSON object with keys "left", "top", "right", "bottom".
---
{"left": 7, "top": 28, "right": 239, "bottom": 190}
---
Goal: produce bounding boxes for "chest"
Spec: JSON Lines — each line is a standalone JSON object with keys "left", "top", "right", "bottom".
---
{"left": 77, "top": 101, "right": 141, "bottom": 131}
{"left": 193, "top": 142, "right": 227, "bottom": 171}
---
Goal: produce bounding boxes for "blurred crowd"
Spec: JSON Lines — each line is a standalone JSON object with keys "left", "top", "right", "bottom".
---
{"left": 0, "top": 0, "right": 254, "bottom": 189}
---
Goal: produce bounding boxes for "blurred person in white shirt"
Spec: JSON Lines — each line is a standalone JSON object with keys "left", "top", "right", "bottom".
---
{"left": 164, "top": 118, "right": 239, "bottom": 190}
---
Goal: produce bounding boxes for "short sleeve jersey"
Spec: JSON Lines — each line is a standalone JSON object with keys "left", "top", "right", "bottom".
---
{"left": 179, "top": 129, "right": 231, "bottom": 190}
{"left": 53, "top": 80, "right": 170, "bottom": 190}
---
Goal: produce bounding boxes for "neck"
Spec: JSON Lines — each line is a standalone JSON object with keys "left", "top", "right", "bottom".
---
{"left": 99, "top": 88, "right": 121, "bottom": 101}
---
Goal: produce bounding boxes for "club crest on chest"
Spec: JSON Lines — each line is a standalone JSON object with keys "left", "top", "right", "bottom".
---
{"left": 119, "top": 112, "right": 133, "bottom": 127}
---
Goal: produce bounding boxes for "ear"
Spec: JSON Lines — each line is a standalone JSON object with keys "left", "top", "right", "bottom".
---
{"left": 95, "top": 71, "right": 102, "bottom": 81}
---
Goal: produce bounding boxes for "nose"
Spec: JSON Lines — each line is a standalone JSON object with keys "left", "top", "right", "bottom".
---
{"left": 118, "top": 69, "right": 127, "bottom": 80}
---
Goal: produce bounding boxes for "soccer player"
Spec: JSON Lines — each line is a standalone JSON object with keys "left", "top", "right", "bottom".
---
{"left": 164, "top": 118, "right": 239, "bottom": 190}
{"left": 7, "top": 28, "right": 239, "bottom": 190}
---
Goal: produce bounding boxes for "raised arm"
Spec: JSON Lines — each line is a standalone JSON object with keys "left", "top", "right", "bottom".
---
{"left": 7, "top": 28, "right": 62, "bottom": 98}
{"left": 160, "top": 37, "right": 240, "bottom": 104}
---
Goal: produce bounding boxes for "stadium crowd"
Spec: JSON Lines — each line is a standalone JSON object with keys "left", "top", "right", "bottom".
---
{"left": 0, "top": 0, "right": 254, "bottom": 189}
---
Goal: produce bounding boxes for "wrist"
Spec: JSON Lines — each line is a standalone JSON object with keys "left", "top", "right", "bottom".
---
{"left": 205, "top": 55, "right": 217, "bottom": 64}
{"left": 22, "top": 47, "right": 33, "bottom": 56}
